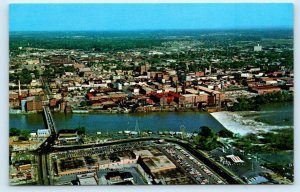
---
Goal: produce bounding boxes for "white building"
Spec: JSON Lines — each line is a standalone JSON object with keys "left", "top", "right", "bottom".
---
{"left": 241, "top": 73, "right": 252, "bottom": 78}
{"left": 37, "top": 129, "right": 51, "bottom": 137}
{"left": 254, "top": 44, "right": 262, "bottom": 52}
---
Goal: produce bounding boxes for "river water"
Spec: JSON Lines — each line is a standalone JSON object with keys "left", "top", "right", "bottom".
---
{"left": 9, "top": 112, "right": 225, "bottom": 133}
{"left": 256, "top": 102, "right": 294, "bottom": 126}
{"left": 9, "top": 102, "right": 293, "bottom": 134}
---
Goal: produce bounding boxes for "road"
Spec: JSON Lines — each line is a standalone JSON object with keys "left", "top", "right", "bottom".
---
{"left": 34, "top": 106, "right": 58, "bottom": 185}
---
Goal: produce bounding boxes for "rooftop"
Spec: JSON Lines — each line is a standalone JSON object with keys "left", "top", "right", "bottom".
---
{"left": 143, "top": 155, "right": 176, "bottom": 173}
{"left": 133, "top": 149, "right": 154, "bottom": 158}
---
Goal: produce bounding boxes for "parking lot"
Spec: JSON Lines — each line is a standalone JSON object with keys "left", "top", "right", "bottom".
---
{"left": 52, "top": 141, "right": 149, "bottom": 159}
{"left": 51, "top": 140, "right": 228, "bottom": 185}
{"left": 159, "top": 144, "right": 226, "bottom": 184}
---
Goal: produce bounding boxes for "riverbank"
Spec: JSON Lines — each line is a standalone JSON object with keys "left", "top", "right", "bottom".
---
{"left": 9, "top": 107, "right": 206, "bottom": 115}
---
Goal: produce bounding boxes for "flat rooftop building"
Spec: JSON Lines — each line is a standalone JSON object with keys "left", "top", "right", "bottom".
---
{"left": 76, "top": 172, "right": 99, "bottom": 185}
{"left": 133, "top": 150, "right": 154, "bottom": 158}
{"left": 251, "top": 85, "right": 281, "bottom": 95}
{"left": 140, "top": 155, "right": 176, "bottom": 174}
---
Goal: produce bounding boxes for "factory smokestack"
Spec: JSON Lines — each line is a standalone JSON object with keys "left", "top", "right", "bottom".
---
{"left": 18, "top": 80, "right": 21, "bottom": 96}
{"left": 18, "top": 80, "right": 23, "bottom": 101}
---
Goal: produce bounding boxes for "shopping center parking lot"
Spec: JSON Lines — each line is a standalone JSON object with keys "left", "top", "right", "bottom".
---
{"left": 158, "top": 144, "right": 227, "bottom": 184}
{"left": 51, "top": 140, "right": 228, "bottom": 185}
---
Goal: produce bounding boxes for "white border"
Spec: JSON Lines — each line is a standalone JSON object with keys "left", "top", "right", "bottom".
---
{"left": 5, "top": 0, "right": 297, "bottom": 3}
{"left": 1, "top": 1, "right": 299, "bottom": 192}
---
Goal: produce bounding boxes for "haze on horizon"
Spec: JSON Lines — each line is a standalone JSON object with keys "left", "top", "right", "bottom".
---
{"left": 10, "top": 3, "right": 293, "bottom": 32}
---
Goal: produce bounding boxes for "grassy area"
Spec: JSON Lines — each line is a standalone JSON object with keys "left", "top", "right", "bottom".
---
{"left": 13, "top": 153, "right": 33, "bottom": 162}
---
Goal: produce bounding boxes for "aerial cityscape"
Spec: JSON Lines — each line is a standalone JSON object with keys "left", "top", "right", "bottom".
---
{"left": 9, "top": 3, "right": 294, "bottom": 185}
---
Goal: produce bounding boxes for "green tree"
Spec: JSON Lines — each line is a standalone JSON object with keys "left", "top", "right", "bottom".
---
{"left": 19, "top": 69, "right": 32, "bottom": 84}
{"left": 10, "top": 127, "right": 21, "bottom": 136}
{"left": 241, "top": 79, "right": 248, "bottom": 86}
{"left": 33, "top": 70, "right": 40, "bottom": 79}
{"left": 43, "top": 67, "right": 54, "bottom": 78}
{"left": 21, "top": 130, "right": 31, "bottom": 140}
{"left": 194, "top": 126, "right": 219, "bottom": 151}
{"left": 80, "top": 101, "right": 87, "bottom": 107}
{"left": 218, "top": 129, "right": 234, "bottom": 138}
{"left": 199, "top": 126, "right": 214, "bottom": 137}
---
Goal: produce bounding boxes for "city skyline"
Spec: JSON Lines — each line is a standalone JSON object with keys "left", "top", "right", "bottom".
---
{"left": 10, "top": 3, "right": 293, "bottom": 32}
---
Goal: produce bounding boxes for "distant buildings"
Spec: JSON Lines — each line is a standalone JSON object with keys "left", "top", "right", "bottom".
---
{"left": 140, "top": 64, "right": 150, "bottom": 75}
{"left": 8, "top": 33, "right": 293, "bottom": 114}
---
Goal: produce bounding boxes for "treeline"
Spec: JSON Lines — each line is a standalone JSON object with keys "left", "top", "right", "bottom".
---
{"left": 229, "top": 91, "right": 293, "bottom": 111}
{"left": 10, "top": 29, "right": 293, "bottom": 52}
{"left": 233, "top": 128, "right": 293, "bottom": 153}
{"left": 10, "top": 36, "right": 166, "bottom": 52}
{"left": 255, "top": 91, "right": 293, "bottom": 104}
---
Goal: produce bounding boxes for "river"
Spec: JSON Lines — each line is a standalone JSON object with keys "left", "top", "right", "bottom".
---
{"left": 9, "top": 112, "right": 225, "bottom": 134}
{"left": 9, "top": 102, "right": 293, "bottom": 134}
{"left": 256, "top": 102, "right": 294, "bottom": 126}
{"left": 211, "top": 102, "right": 293, "bottom": 136}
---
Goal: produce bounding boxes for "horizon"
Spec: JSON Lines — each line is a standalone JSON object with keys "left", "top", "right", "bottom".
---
{"left": 9, "top": 27, "right": 294, "bottom": 33}
{"left": 10, "top": 3, "right": 293, "bottom": 32}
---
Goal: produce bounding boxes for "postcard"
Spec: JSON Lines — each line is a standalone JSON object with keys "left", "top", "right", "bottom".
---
{"left": 9, "top": 3, "right": 294, "bottom": 185}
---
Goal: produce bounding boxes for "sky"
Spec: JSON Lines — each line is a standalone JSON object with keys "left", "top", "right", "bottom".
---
{"left": 9, "top": 3, "right": 293, "bottom": 31}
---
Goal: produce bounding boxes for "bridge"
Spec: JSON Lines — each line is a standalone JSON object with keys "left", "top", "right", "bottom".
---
{"left": 43, "top": 106, "right": 57, "bottom": 137}
{"left": 34, "top": 106, "right": 58, "bottom": 185}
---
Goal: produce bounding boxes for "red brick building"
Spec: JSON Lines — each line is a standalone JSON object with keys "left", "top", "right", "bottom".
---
{"left": 195, "top": 71, "right": 205, "bottom": 77}
{"left": 26, "top": 96, "right": 43, "bottom": 112}
{"left": 251, "top": 85, "right": 281, "bottom": 95}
